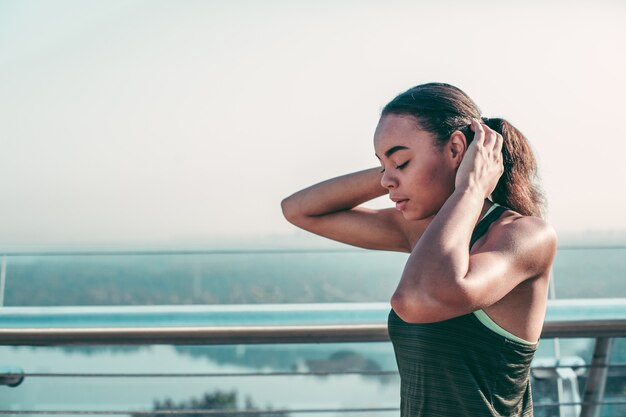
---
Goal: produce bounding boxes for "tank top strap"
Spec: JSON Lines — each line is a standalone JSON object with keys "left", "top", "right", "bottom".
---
{"left": 470, "top": 203, "right": 507, "bottom": 249}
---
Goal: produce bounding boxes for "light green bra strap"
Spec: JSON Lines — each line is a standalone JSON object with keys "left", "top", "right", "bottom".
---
{"left": 480, "top": 202, "right": 499, "bottom": 221}
{"left": 472, "top": 309, "right": 537, "bottom": 346}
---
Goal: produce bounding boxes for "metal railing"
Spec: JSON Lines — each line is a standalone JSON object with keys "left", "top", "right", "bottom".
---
{"left": 1, "top": 246, "right": 626, "bottom": 416}
{"left": 2, "top": 300, "right": 626, "bottom": 416}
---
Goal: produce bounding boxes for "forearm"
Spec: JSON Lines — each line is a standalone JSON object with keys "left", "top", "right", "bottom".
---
{"left": 395, "top": 185, "right": 485, "bottom": 301}
{"left": 281, "top": 167, "right": 387, "bottom": 220}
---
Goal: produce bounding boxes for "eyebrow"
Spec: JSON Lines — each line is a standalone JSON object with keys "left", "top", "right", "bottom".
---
{"left": 375, "top": 145, "right": 410, "bottom": 159}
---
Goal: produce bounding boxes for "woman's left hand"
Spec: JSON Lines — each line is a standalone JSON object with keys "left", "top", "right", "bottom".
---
{"left": 454, "top": 119, "right": 504, "bottom": 199}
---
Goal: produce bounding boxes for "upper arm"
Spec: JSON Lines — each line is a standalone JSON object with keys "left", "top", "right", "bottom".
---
{"left": 394, "top": 215, "right": 557, "bottom": 322}
{"left": 282, "top": 203, "right": 418, "bottom": 253}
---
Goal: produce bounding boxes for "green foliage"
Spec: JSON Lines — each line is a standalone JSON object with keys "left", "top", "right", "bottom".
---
{"left": 133, "top": 390, "right": 287, "bottom": 417}
{"left": 4, "top": 252, "right": 406, "bottom": 306}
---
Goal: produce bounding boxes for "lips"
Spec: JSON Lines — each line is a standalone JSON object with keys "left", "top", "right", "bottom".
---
{"left": 390, "top": 196, "right": 409, "bottom": 211}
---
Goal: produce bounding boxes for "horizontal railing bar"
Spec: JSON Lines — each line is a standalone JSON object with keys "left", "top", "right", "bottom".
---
{"left": 541, "top": 320, "right": 626, "bottom": 338}
{"left": 4, "top": 363, "right": 626, "bottom": 378}
{"left": 534, "top": 400, "right": 626, "bottom": 407}
{"left": 2, "top": 300, "right": 626, "bottom": 345}
{"left": 0, "top": 370, "right": 400, "bottom": 378}
{"left": 0, "top": 324, "right": 391, "bottom": 345}
{"left": 533, "top": 363, "right": 626, "bottom": 370}
{"left": 4, "top": 402, "right": 626, "bottom": 415}
{"left": 2, "top": 321, "right": 626, "bottom": 345}
{"left": 1, "top": 244, "right": 624, "bottom": 257}
{"left": 0, "top": 407, "right": 400, "bottom": 415}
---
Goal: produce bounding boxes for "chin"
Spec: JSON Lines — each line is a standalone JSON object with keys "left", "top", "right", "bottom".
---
{"left": 401, "top": 210, "right": 426, "bottom": 221}
{"left": 402, "top": 207, "right": 438, "bottom": 222}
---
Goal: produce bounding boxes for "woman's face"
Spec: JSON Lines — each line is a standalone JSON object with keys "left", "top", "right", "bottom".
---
{"left": 373, "top": 114, "right": 458, "bottom": 221}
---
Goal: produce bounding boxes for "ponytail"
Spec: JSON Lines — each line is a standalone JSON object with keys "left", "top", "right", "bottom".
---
{"left": 483, "top": 118, "right": 545, "bottom": 218}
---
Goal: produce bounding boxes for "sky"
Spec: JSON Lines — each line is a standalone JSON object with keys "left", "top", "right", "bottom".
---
{"left": 1, "top": 0, "right": 625, "bottom": 248}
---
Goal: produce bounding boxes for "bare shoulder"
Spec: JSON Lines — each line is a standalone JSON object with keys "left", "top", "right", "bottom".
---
{"left": 494, "top": 211, "right": 557, "bottom": 243}
{"left": 481, "top": 210, "right": 558, "bottom": 274}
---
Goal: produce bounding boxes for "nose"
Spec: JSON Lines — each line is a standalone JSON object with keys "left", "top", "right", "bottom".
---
{"left": 380, "top": 170, "right": 397, "bottom": 189}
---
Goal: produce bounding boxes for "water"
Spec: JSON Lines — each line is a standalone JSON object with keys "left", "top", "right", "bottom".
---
{"left": 0, "top": 344, "right": 400, "bottom": 416}
{"left": 1, "top": 246, "right": 625, "bottom": 415}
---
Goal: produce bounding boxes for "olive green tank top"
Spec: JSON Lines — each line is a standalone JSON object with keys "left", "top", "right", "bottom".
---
{"left": 388, "top": 205, "right": 537, "bottom": 416}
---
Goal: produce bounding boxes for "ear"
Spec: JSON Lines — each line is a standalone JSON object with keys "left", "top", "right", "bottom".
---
{"left": 447, "top": 130, "right": 467, "bottom": 167}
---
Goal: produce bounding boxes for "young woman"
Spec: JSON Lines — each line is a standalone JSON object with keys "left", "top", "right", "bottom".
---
{"left": 281, "top": 82, "right": 556, "bottom": 416}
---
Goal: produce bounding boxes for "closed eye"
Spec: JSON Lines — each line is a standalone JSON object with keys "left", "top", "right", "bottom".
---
{"left": 380, "top": 161, "right": 409, "bottom": 173}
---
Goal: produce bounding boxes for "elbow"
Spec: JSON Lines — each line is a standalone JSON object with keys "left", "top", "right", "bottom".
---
{"left": 390, "top": 283, "right": 471, "bottom": 324}
{"left": 281, "top": 196, "right": 305, "bottom": 225}
{"left": 390, "top": 291, "right": 413, "bottom": 321}
{"left": 280, "top": 197, "right": 293, "bottom": 220}
{"left": 390, "top": 291, "right": 435, "bottom": 324}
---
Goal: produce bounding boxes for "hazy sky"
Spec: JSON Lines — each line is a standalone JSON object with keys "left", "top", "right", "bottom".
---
{"left": 1, "top": 0, "right": 625, "bottom": 247}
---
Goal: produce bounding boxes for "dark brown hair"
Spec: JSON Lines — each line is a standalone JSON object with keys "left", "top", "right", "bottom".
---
{"left": 382, "top": 82, "right": 545, "bottom": 217}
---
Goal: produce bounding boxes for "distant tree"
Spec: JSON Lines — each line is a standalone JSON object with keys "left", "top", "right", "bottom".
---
{"left": 133, "top": 390, "right": 287, "bottom": 417}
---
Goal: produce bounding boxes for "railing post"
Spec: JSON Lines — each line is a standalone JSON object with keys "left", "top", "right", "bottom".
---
{"left": 580, "top": 337, "right": 613, "bottom": 417}
{"left": 556, "top": 366, "right": 582, "bottom": 417}
{"left": 532, "top": 355, "right": 584, "bottom": 417}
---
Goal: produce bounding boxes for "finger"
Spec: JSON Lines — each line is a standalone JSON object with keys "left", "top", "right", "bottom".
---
{"left": 472, "top": 118, "right": 485, "bottom": 145}
{"left": 480, "top": 123, "right": 497, "bottom": 148}
{"left": 482, "top": 124, "right": 502, "bottom": 155}
{"left": 494, "top": 132, "right": 504, "bottom": 156}
{"left": 495, "top": 134, "right": 504, "bottom": 172}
